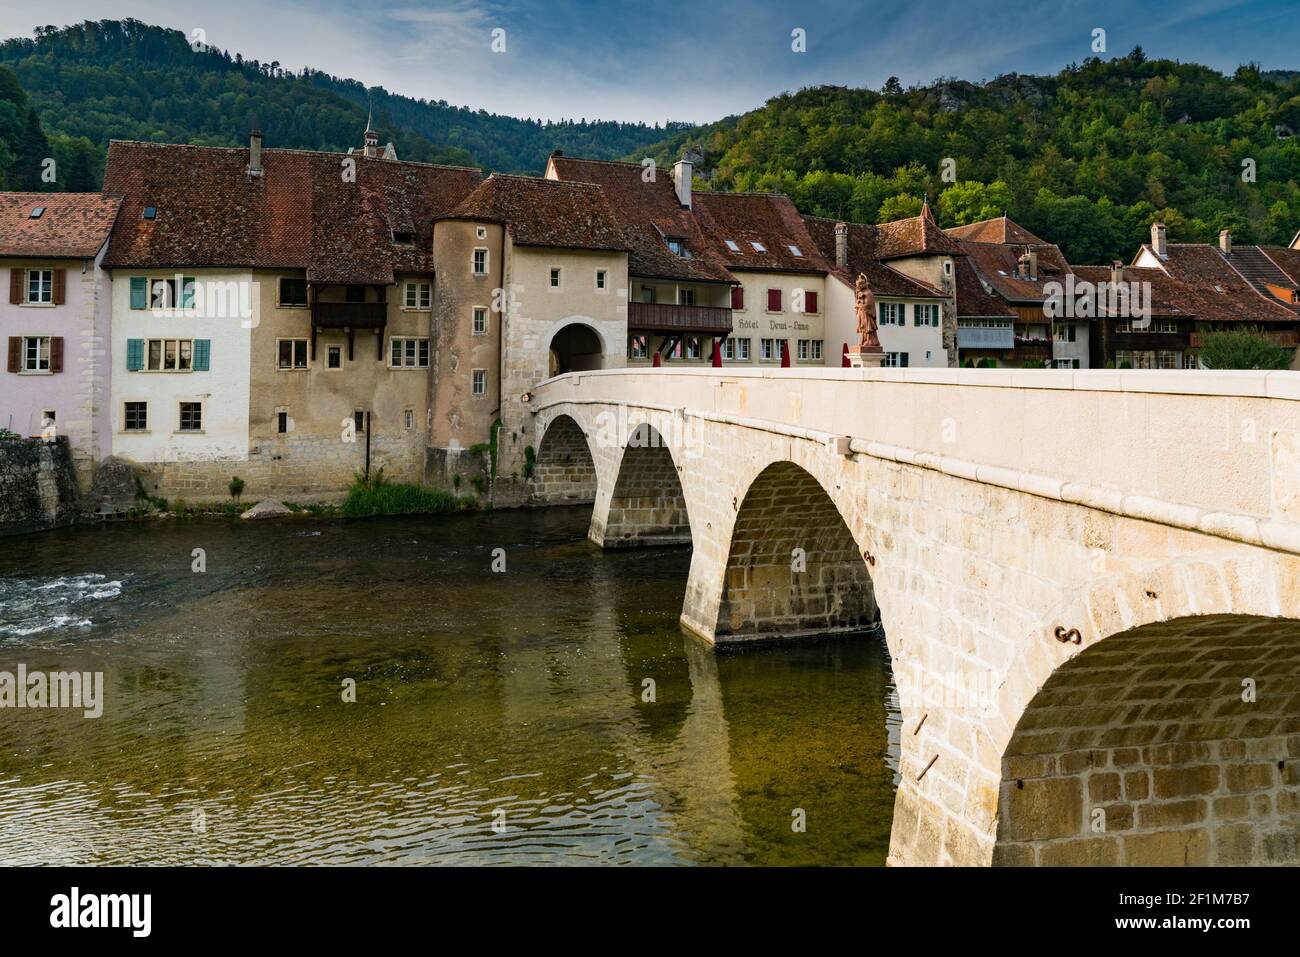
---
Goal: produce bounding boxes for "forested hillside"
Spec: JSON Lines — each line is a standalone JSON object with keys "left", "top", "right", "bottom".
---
{"left": 0, "top": 19, "right": 681, "bottom": 181}
{"left": 643, "top": 50, "right": 1300, "bottom": 263}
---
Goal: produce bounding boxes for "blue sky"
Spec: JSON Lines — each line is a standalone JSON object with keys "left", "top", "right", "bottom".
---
{"left": 5, "top": 1, "right": 1298, "bottom": 123}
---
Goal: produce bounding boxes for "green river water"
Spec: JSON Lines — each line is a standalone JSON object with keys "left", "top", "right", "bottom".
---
{"left": 0, "top": 506, "right": 898, "bottom": 865}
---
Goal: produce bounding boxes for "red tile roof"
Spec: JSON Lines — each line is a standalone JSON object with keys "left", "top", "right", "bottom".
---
{"left": 874, "top": 202, "right": 964, "bottom": 259}
{"left": 545, "top": 155, "right": 733, "bottom": 284}
{"left": 945, "top": 216, "right": 1047, "bottom": 246}
{"left": 101, "top": 140, "right": 482, "bottom": 284}
{"left": 0, "top": 192, "right": 122, "bottom": 259}
{"left": 1138, "top": 243, "right": 1300, "bottom": 324}
{"left": 1261, "top": 245, "right": 1300, "bottom": 291}
{"left": 801, "top": 216, "right": 946, "bottom": 298}
{"left": 446, "top": 174, "right": 628, "bottom": 252}
{"left": 1069, "top": 265, "right": 1190, "bottom": 318}
{"left": 959, "top": 240, "right": 1071, "bottom": 303}
{"left": 693, "top": 191, "right": 829, "bottom": 274}
{"left": 953, "top": 257, "right": 1016, "bottom": 318}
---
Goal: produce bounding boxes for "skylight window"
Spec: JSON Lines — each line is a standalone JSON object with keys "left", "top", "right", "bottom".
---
{"left": 392, "top": 230, "right": 415, "bottom": 245}
{"left": 143, "top": 206, "right": 157, "bottom": 220}
{"left": 750, "top": 241, "right": 767, "bottom": 253}
{"left": 667, "top": 239, "right": 690, "bottom": 258}
{"left": 725, "top": 239, "right": 740, "bottom": 252}
{"left": 788, "top": 245, "right": 803, "bottom": 257}
{"left": 28, "top": 207, "right": 44, "bottom": 219}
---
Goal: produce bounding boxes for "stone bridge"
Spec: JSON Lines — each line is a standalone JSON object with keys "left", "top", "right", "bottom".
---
{"left": 524, "top": 366, "right": 1300, "bottom": 867}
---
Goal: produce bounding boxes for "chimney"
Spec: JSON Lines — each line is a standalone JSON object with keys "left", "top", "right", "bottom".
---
{"left": 1018, "top": 249, "right": 1038, "bottom": 281}
{"left": 247, "top": 128, "right": 263, "bottom": 177}
{"left": 1219, "top": 229, "right": 1232, "bottom": 255}
{"left": 1110, "top": 259, "right": 1124, "bottom": 286}
{"left": 1151, "top": 222, "right": 1167, "bottom": 259}
{"left": 834, "top": 221, "right": 849, "bottom": 269}
{"left": 673, "top": 149, "right": 700, "bottom": 209}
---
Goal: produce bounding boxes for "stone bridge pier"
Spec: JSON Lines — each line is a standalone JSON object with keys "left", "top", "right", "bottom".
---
{"left": 528, "top": 368, "right": 1300, "bottom": 866}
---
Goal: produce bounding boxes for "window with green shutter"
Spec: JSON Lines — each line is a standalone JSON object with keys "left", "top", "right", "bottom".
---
{"left": 192, "top": 339, "right": 210, "bottom": 371}
{"left": 129, "top": 277, "right": 147, "bottom": 310}
{"left": 126, "top": 338, "right": 144, "bottom": 371}
{"left": 182, "top": 277, "right": 196, "bottom": 309}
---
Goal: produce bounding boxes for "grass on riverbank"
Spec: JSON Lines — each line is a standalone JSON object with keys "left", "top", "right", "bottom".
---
{"left": 342, "top": 469, "right": 478, "bottom": 518}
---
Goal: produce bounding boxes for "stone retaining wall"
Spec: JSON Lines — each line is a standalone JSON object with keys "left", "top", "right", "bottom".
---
{"left": 0, "top": 437, "right": 79, "bottom": 535}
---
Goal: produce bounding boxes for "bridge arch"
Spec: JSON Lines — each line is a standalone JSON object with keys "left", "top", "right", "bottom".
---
{"left": 531, "top": 413, "right": 597, "bottom": 505}
{"left": 598, "top": 422, "right": 692, "bottom": 548}
{"left": 993, "top": 612, "right": 1300, "bottom": 865}
{"left": 705, "top": 460, "right": 879, "bottom": 645}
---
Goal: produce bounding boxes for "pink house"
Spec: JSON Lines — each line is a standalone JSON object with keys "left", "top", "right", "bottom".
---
{"left": 0, "top": 193, "right": 121, "bottom": 486}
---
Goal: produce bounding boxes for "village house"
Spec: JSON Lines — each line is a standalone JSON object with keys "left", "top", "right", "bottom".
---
{"left": 1131, "top": 223, "right": 1300, "bottom": 368}
{"left": 0, "top": 192, "right": 121, "bottom": 486}
{"left": 100, "top": 128, "right": 482, "bottom": 500}
{"left": 802, "top": 216, "right": 950, "bottom": 367}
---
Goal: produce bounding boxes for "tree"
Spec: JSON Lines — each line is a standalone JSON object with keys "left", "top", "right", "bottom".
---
{"left": 940, "top": 179, "right": 1014, "bottom": 225}
{"left": 877, "top": 193, "right": 923, "bottom": 222}
{"left": 1198, "top": 328, "right": 1293, "bottom": 370}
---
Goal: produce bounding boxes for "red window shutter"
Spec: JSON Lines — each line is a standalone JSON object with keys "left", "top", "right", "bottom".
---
{"left": 7, "top": 337, "right": 19, "bottom": 372}
{"left": 731, "top": 286, "right": 744, "bottom": 310}
{"left": 767, "top": 288, "right": 781, "bottom": 311}
{"left": 806, "top": 291, "right": 818, "bottom": 314}
{"left": 9, "top": 269, "right": 21, "bottom": 305}
{"left": 50, "top": 336, "right": 64, "bottom": 373}
{"left": 52, "top": 269, "right": 66, "bottom": 305}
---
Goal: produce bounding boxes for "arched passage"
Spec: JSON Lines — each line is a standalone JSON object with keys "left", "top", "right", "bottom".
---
{"left": 549, "top": 323, "right": 605, "bottom": 376}
{"left": 713, "top": 461, "right": 878, "bottom": 645}
{"left": 994, "top": 614, "right": 1300, "bottom": 866}
{"left": 600, "top": 424, "right": 691, "bottom": 548}
{"left": 531, "top": 414, "right": 597, "bottom": 505}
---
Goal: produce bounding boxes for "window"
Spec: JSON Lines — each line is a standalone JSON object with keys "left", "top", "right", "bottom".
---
{"left": 476, "top": 226, "right": 487, "bottom": 240}
{"left": 721, "top": 338, "right": 735, "bottom": 360}
{"left": 684, "top": 336, "right": 702, "bottom": 360}
{"left": 667, "top": 240, "right": 686, "bottom": 257}
{"left": 144, "top": 338, "right": 195, "bottom": 372}
{"left": 725, "top": 240, "right": 740, "bottom": 252}
{"left": 811, "top": 339, "right": 823, "bottom": 360}
{"left": 142, "top": 206, "right": 157, "bottom": 220}
{"left": 178, "top": 402, "right": 202, "bottom": 432}
{"left": 277, "top": 338, "right": 309, "bottom": 370}
{"left": 21, "top": 336, "right": 50, "bottom": 372}
{"left": 767, "top": 289, "right": 782, "bottom": 312}
{"left": 345, "top": 285, "right": 366, "bottom": 303}
{"left": 1156, "top": 350, "right": 1182, "bottom": 369}
{"left": 943, "top": 261, "right": 953, "bottom": 278}
{"left": 404, "top": 409, "right": 414, "bottom": 430}
{"left": 124, "top": 401, "right": 147, "bottom": 431}
{"left": 391, "top": 230, "right": 415, "bottom": 245}
{"left": 795, "top": 339, "right": 824, "bottom": 361}
{"left": 788, "top": 245, "right": 803, "bottom": 257}
{"left": 797, "top": 339, "right": 810, "bottom": 361}
{"left": 26, "top": 269, "right": 52, "bottom": 304}
{"left": 731, "top": 286, "right": 745, "bottom": 310}
{"left": 150, "top": 277, "right": 196, "bottom": 310}
{"left": 390, "top": 337, "right": 430, "bottom": 368}
{"left": 760, "top": 338, "right": 776, "bottom": 361}
{"left": 404, "top": 282, "right": 431, "bottom": 309}
{"left": 327, "top": 346, "right": 342, "bottom": 369}
{"left": 354, "top": 411, "right": 366, "bottom": 434}
{"left": 914, "top": 303, "right": 940, "bottom": 327}
{"left": 885, "top": 352, "right": 910, "bottom": 367}
{"left": 804, "top": 290, "right": 818, "bottom": 314}
{"left": 879, "top": 302, "right": 906, "bottom": 325}
{"left": 473, "top": 248, "right": 488, "bottom": 275}
{"left": 1052, "top": 358, "right": 1081, "bottom": 369}
{"left": 679, "top": 288, "right": 695, "bottom": 306}
{"left": 751, "top": 241, "right": 767, "bottom": 253}
{"left": 472, "top": 306, "right": 488, "bottom": 335}
{"left": 1152, "top": 318, "right": 1178, "bottom": 333}
{"left": 277, "top": 411, "right": 288, "bottom": 434}
{"left": 641, "top": 286, "right": 655, "bottom": 304}
{"left": 28, "top": 206, "right": 44, "bottom": 219}
{"left": 550, "top": 267, "right": 562, "bottom": 288}
{"left": 735, "top": 337, "right": 751, "bottom": 361}
{"left": 1053, "top": 323, "right": 1077, "bottom": 342}
{"left": 595, "top": 269, "right": 607, "bottom": 290}
{"left": 279, "top": 278, "right": 308, "bottom": 307}
{"left": 471, "top": 369, "right": 486, "bottom": 396}
{"left": 628, "top": 335, "right": 648, "bottom": 359}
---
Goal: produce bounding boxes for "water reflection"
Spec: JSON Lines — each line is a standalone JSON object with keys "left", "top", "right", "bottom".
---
{"left": 0, "top": 508, "right": 897, "bottom": 865}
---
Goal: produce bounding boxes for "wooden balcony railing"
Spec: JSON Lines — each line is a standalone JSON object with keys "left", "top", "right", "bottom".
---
{"left": 311, "top": 301, "right": 388, "bottom": 329}
{"left": 627, "top": 301, "right": 732, "bottom": 334}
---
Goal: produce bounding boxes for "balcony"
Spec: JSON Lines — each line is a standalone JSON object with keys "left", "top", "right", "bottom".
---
{"left": 1189, "top": 329, "right": 1298, "bottom": 348}
{"left": 311, "top": 301, "right": 388, "bottom": 329}
{"left": 628, "top": 301, "right": 732, "bottom": 334}
{"left": 957, "top": 324, "right": 1014, "bottom": 350}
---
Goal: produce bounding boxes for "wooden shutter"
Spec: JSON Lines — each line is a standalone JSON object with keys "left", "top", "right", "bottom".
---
{"left": 9, "top": 269, "right": 21, "bottom": 304}
{"left": 126, "top": 338, "right": 144, "bottom": 371}
{"left": 192, "top": 339, "right": 210, "bottom": 371}
{"left": 6, "top": 336, "right": 19, "bottom": 372}
{"left": 52, "top": 269, "right": 66, "bottom": 305}
{"left": 731, "top": 286, "right": 744, "bottom": 310}
{"left": 129, "top": 277, "right": 147, "bottom": 309}
{"left": 50, "top": 337, "right": 63, "bottom": 373}
{"left": 806, "top": 291, "right": 818, "bottom": 314}
{"left": 767, "top": 288, "right": 781, "bottom": 311}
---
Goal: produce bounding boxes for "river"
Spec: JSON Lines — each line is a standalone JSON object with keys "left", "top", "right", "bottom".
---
{"left": 0, "top": 506, "right": 899, "bottom": 865}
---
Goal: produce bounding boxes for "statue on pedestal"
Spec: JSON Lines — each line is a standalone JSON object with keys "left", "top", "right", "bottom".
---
{"left": 854, "top": 274, "right": 883, "bottom": 353}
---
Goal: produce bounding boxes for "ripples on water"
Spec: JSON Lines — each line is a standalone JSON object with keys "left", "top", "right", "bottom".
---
{"left": 0, "top": 508, "right": 899, "bottom": 865}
